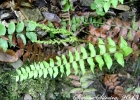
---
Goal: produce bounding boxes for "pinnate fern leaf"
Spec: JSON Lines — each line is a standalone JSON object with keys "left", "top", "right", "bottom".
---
{"left": 15, "top": 37, "right": 132, "bottom": 81}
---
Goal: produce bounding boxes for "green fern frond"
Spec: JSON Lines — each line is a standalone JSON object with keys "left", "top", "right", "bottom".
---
{"left": 35, "top": 36, "right": 77, "bottom": 44}
{"left": 27, "top": 20, "right": 73, "bottom": 36}
{"left": 15, "top": 37, "right": 132, "bottom": 81}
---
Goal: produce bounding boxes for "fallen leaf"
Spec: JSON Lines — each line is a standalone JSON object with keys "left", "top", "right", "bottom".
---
{"left": 71, "top": 80, "right": 81, "bottom": 87}
{"left": 68, "top": 75, "right": 80, "bottom": 80}
{"left": 0, "top": 48, "right": 18, "bottom": 62}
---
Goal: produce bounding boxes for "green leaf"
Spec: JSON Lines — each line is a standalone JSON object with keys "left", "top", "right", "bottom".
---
{"left": 132, "top": 21, "right": 138, "bottom": 30}
{"left": 122, "top": 46, "right": 133, "bottom": 56}
{"left": 62, "top": 55, "right": 67, "bottom": 64}
{"left": 8, "top": 35, "right": 13, "bottom": 46}
{"left": 96, "top": 8, "right": 105, "bottom": 16}
{"left": 89, "top": 43, "right": 96, "bottom": 57}
{"left": 56, "top": 56, "right": 61, "bottom": 66}
{"left": 81, "top": 16, "right": 85, "bottom": 23}
{"left": 119, "top": 37, "right": 127, "bottom": 49}
{"left": 28, "top": 71, "right": 34, "bottom": 79}
{"left": 98, "top": 38, "right": 106, "bottom": 54}
{"left": 79, "top": 60, "right": 85, "bottom": 75}
{"left": 72, "top": 17, "right": 76, "bottom": 24}
{"left": 89, "top": 17, "right": 93, "bottom": 24}
{"left": 53, "top": 67, "right": 58, "bottom": 78}
{"left": 26, "top": 21, "right": 36, "bottom": 31}
{"left": 16, "top": 21, "right": 24, "bottom": 33}
{"left": 119, "top": 0, "right": 123, "bottom": 4}
{"left": 87, "top": 57, "right": 95, "bottom": 73}
{"left": 108, "top": 37, "right": 116, "bottom": 53}
{"left": 63, "top": 3, "right": 70, "bottom": 11}
{"left": 0, "top": 38, "right": 8, "bottom": 52}
{"left": 20, "top": 75, "right": 24, "bottom": 81}
{"left": 17, "top": 34, "right": 26, "bottom": 45}
{"left": 48, "top": 21, "right": 54, "bottom": 28}
{"left": 48, "top": 68, "right": 53, "bottom": 78}
{"left": 134, "top": 87, "right": 140, "bottom": 93}
{"left": 75, "top": 16, "right": 80, "bottom": 23}
{"left": 43, "top": 68, "right": 48, "bottom": 78}
{"left": 66, "top": 63, "right": 71, "bottom": 76}
{"left": 69, "top": 51, "right": 74, "bottom": 62}
{"left": 81, "top": 46, "right": 88, "bottom": 59}
{"left": 49, "top": 58, "right": 54, "bottom": 67}
{"left": 114, "top": 52, "right": 124, "bottom": 67}
{"left": 34, "top": 70, "right": 38, "bottom": 78}
{"left": 8, "top": 22, "right": 15, "bottom": 34}
{"left": 62, "top": 0, "right": 67, "bottom": 5}
{"left": 35, "top": 63, "right": 40, "bottom": 70}
{"left": 80, "top": 74, "right": 95, "bottom": 83}
{"left": 75, "top": 51, "right": 80, "bottom": 61}
{"left": 127, "top": 30, "right": 133, "bottom": 41}
{"left": 111, "top": 0, "right": 118, "bottom": 8}
{"left": 43, "top": 61, "right": 49, "bottom": 69}
{"left": 103, "top": 53, "right": 112, "bottom": 69}
{"left": 39, "top": 69, "right": 43, "bottom": 77}
{"left": 25, "top": 66, "right": 30, "bottom": 72}
{"left": 70, "top": 88, "right": 83, "bottom": 93}
{"left": 16, "top": 69, "right": 21, "bottom": 75}
{"left": 23, "top": 73, "right": 28, "bottom": 80}
{"left": 81, "top": 81, "right": 94, "bottom": 89}
{"left": 104, "top": 2, "right": 110, "bottom": 12}
{"left": 16, "top": 76, "right": 19, "bottom": 82}
{"left": 95, "top": 55, "right": 104, "bottom": 70}
{"left": 95, "top": 0, "right": 103, "bottom": 4}
{"left": 71, "top": 24, "right": 76, "bottom": 32}
{"left": 83, "top": 88, "right": 96, "bottom": 93}
{"left": 26, "top": 32, "right": 37, "bottom": 42}
{"left": 72, "top": 61, "right": 79, "bottom": 75}
{"left": 0, "top": 23, "right": 6, "bottom": 36}
{"left": 60, "top": 65, "right": 64, "bottom": 77}
{"left": 30, "top": 65, "right": 35, "bottom": 70}
{"left": 39, "top": 62, "right": 45, "bottom": 69}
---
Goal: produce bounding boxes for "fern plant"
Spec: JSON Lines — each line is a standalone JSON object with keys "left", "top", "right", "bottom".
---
{"left": 15, "top": 37, "right": 132, "bottom": 81}
{"left": 0, "top": 20, "right": 75, "bottom": 51}
{"left": 90, "top": 0, "right": 124, "bottom": 16}
{"left": 61, "top": 0, "right": 74, "bottom": 12}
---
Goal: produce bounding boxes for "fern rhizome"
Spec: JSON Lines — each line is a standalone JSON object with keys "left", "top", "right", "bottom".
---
{"left": 15, "top": 36, "right": 132, "bottom": 81}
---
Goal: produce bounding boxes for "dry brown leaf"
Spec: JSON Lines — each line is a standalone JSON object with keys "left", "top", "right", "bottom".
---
{"left": 23, "top": 42, "right": 32, "bottom": 62}
{"left": 119, "top": 27, "right": 128, "bottom": 38}
{"left": 30, "top": 44, "right": 38, "bottom": 62}
{"left": 0, "top": 1, "right": 11, "bottom": 8}
{"left": 133, "top": 31, "right": 140, "bottom": 43}
{"left": 15, "top": 49, "right": 24, "bottom": 58}
{"left": 89, "top": 25, "right": 96, "bottom": 36}
{"left": 71, "top": 80, "right": 81, "bottom": 87}
{"left": 104, "top": 74, "right": 120, "bottom": 90}
{"left": 114, "top": 18, "right": 122, "bottom": 26}
{"left": 86, "top": 35, "right": 97, "bottom": 44}
{"left": 68, "top": 75, "right": 80, "bottom": 81}
{"left": 12, "top": 34, "right": 17, "bottom": 46}
{"left": 0, "top": 48, "right": 18, "bottom": 62}
{"left": 17, "top": 36, "right": 25, "bottom": 49}
{"left": 100, "top": 24, "right": 110, "bottom": 34}
{"left": 114, "top": 86, "right": 125, "bottom": 98}
{"left": 112, "top": 26, "right": 120, "bottom": 36}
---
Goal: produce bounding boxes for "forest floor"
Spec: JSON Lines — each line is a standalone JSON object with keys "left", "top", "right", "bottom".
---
{"left": 0, "top": 0, "right": 140, "bottom": 100}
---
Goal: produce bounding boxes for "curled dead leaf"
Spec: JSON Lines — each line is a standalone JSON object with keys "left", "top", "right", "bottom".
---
{"left": 0, "top": 48, "right": 19, "bottom": 62}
